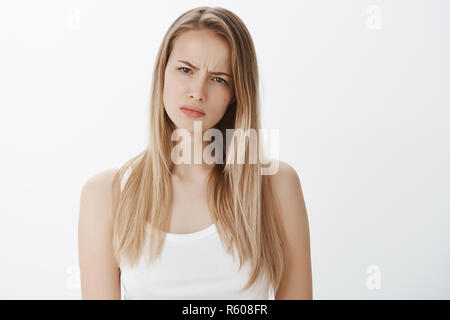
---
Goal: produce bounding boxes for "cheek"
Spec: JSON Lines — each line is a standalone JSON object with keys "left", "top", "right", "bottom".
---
{"left": 169, "top": 70, "right": 186, "bottom": 87}
{"left": 163, "top": 71, "right": 181, "bottom": 105}
{"left": 213, "top": 98, "right": 231, "bottom": 120}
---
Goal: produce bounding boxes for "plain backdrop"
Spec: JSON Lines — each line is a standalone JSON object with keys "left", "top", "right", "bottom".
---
{"left": 0, "top": 0, "right": 448, "bottom": 299}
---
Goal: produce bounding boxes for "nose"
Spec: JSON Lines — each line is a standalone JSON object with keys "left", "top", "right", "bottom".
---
{"left": 189, "top": 74, "right": 208, "bottom": 102}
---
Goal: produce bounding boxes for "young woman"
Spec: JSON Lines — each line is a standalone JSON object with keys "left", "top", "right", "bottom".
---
{"left": 78, "top": 6, "right": 312, "bottom": 300}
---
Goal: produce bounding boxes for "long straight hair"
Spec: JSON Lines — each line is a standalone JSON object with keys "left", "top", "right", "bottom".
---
{"left": 111, "top": 6, "right": 286, "bottom": 295}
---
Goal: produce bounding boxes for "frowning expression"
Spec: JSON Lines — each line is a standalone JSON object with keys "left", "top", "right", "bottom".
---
{"left": 163, "top": 29, "right": 234, "bottom": 133}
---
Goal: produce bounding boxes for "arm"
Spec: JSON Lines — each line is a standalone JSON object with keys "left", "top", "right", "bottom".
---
{"left": 78, "top": 168, "right": 121, "bottom": 299}
{"left": 271, "top": 161, "right": 313, "bottom": 300}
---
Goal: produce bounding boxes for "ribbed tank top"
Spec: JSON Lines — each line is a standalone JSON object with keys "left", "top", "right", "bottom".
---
{"left": 118, "top": 165, "right": 275, "bottom": 300}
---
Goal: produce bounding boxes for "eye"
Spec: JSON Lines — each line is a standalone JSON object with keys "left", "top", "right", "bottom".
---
{"left": 178, "top": 67, "right": 228, "bottom": 85}
{"left": 178, "top": 67, "right": 191, "bottom": 74}
{"left": 213, "top": 77, "right": 228, "bottom": 85}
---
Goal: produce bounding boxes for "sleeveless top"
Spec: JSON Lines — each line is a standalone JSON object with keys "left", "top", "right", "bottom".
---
{"left": 118, "top": 165, "right": 275, "bottom": 300}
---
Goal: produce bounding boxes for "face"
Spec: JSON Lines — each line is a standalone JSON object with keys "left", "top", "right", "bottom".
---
{"left": 163, "top": 29, "right": 234, "bottom": 133}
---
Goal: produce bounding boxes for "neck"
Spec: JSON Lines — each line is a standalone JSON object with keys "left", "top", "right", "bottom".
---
{"left": 171, "top": 131, "right": 216, "bottom": 181}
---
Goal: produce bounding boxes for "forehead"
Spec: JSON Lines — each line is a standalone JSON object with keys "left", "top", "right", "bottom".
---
{"left": 170, "top": 29, "right": 231, "bottom": 71}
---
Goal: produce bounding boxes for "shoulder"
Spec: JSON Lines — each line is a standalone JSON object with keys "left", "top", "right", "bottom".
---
{"left": 82, "top": 167, "right": 119, "bottom": 191}
{"left": 79, "top": 167, "right": 119, "bottom": 222}
{"left": 78, "top": 167, "right": 122, "bottom": 299}
{"left": 80, "top": 168, "right": 119, "bottom": 197}
{"left": 267, "top": 160, "right": 313, "bottom": 299}
{"left": 78, "top": 167, "right": 120, "bottom": 259}
{"left": 267, "top": 159, "right": 302, "bottom": 194}
{"left": 267, "top": 159, "right": 307, "bottom": 236}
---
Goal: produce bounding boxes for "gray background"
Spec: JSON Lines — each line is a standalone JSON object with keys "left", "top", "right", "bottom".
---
{"left": 0, "top": 0, "right": 448, "bottom": 299}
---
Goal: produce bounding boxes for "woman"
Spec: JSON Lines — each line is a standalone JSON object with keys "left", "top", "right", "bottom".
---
{"left": 78, "top": 6, "right": 312, "bottom": 300}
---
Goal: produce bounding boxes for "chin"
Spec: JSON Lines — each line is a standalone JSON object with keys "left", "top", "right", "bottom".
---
{"left": 175, "top": 117, "right": 211, "bottom": 132}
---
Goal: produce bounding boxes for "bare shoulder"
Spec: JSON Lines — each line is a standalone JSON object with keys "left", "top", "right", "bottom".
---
{"left": 82, "top": 166, "right": 119, "bottom": 200}
{"left": 79, "top": 167, "right": 120, "bottom": 230}
{"left": 81, "top": 167, "right": 119, "bottom": 194}
{"left": 267, "top": 160, "right": 313, "bottom": 299}
{"left": 268, "top": 159, "right": 307, "bottom": 215}
{"left": 78, "top": 167, "right": 121, "bottom": 299}
{"left": 267, "top": 159, "right": 306, "bottom": 231}
{"left": 268, "top": 159, "right": 302, "bottom": 194}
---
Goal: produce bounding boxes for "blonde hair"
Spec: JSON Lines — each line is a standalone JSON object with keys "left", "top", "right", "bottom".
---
{"left": 111, "top": 6, "right": 286, "bottom": 295}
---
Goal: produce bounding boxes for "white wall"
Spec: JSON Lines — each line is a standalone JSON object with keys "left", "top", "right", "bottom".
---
{"left": 0, "top": 0, "right": 448, "bottom": 299}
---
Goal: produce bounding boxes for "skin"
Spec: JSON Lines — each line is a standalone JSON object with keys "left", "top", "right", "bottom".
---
{"left": 78, "top": 29, "right": 312, "bottom": 300}
{"left": 270, "top": 161, "right": 313, "bottom": 299}
{"left": 163, "top": 29, "right": 235, "bottom": 233}
{"left": 163, "top": 29, "right": 234, "bottom": 181}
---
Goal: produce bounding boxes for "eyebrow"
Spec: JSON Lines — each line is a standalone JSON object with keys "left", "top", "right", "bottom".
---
{"left": 177, "top": 60, "right": 232, "bottom": 78}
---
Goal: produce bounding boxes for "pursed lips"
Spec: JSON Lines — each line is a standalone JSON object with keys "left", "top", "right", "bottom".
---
{"left": 180, "top": 105, "right": 205, "bottom": 115}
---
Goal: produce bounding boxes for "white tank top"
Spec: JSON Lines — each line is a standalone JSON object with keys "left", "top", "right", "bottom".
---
{"left": 118, "top": 165, "right": 275, "bottom": 300}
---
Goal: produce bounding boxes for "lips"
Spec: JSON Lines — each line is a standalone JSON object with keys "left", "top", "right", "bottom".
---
{"left": 180, "top": 105, "right": 205, "bottom": 114}
{"left": 179, "top": 105, "right": 205, "bottom": 118}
